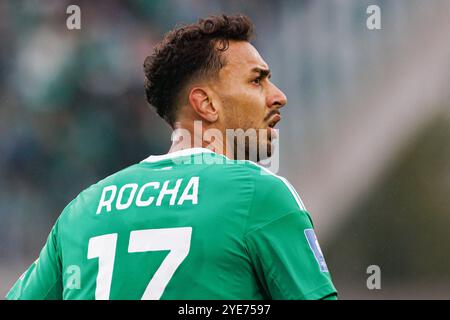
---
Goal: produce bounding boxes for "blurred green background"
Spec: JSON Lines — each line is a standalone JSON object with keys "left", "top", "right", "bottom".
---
{"left": 0, "top": 0, "right": 449, "bottom": 299}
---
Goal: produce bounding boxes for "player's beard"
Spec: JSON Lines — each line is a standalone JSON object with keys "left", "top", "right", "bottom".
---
{"left": 232, "top": 128, "right": 273, "bottom": 162}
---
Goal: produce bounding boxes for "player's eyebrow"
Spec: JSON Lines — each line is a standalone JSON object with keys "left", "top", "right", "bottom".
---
{"left": 251, "top": 67, "right": 271, "bottom": 78}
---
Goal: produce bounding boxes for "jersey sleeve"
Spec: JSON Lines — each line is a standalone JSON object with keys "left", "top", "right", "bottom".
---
{"left": 244, "top": 210, "right": 337, "bottom": 299}
{"left": 6, "top": 220, "right": 63, "bottom": 300}
{"left": 244, "top": 167, "right": 337, "bottom": 300}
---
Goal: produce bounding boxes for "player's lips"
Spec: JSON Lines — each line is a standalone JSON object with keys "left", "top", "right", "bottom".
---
{"left": 267, "top": 113, "right": 281, "bottom": 128}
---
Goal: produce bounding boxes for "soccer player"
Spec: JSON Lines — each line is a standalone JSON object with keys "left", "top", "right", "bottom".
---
{"left": 6, "top": 14, "right": 337, "bottom": 300}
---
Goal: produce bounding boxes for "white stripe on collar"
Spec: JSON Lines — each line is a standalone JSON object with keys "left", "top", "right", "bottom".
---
{"left": 140, "top": 147, "right": 215, "bottom": 163}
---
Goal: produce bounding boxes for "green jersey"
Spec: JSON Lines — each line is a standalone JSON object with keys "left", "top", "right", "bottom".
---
{"left": 6, "top": 148, "right": 337, "bottom": 300}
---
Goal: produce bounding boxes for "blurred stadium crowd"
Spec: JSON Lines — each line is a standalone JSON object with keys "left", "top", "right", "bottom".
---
{"left": 0, "top": 0, "right": 199, "bottom": 261}
{"left": 1, "top": 0, "right": 449, "bottom": 298}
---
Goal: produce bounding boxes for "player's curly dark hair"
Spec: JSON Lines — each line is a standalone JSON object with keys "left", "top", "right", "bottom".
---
{"left": 143, "top": 14, "right": 254, "bottom": 126}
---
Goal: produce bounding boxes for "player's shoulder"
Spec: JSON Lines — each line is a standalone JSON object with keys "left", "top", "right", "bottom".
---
{"left": 59, "top": 163, "right": 141, "bottom": 219}
{"left": 212, "top": 158, "right": 304, "bottom": 201}
{"left": 238, "top": 160, "right": 310, "bottom": 230}
{"left": 241, "top": 160, "right": 306, "bottom": 209}
{"left": 196, "top": 157, "right": 289, "bottom": 189}
{"left": 203, "top": 156, "right": 283, "bottom": 182}
{"left": 239, "top": 160, "right": 284, "bottom": 182}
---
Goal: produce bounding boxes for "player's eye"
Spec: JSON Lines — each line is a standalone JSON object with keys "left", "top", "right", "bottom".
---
{"left": 252, "top": 76, "right": 263, "bottom": 85}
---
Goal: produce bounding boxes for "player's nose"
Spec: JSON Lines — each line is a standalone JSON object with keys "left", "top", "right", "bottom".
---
{"left": 268, "top": 83, "right": 288, "bottom": 109}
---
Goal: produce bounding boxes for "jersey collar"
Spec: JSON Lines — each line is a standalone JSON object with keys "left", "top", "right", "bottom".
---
{"left": 141, "top": 147, "right": 216, "bottom": 163}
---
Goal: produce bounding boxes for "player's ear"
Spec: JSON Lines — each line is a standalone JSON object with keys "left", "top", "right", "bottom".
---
{"left": 188, "top": 87, "right": 219, "bottom": 123}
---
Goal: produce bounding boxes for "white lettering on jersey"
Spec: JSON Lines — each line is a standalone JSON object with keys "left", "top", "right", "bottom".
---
{"left": 96, "top": 177, "right": 199, "bottom": 214}
{"left": 156, "top": 179, "right": 183, "bottom": 206}
{"left": 178, "top": 176, "right": 199, "bottom": 205}
{"left": 96, "top": 185, "right": 118, "bottom": 214}
{"left": 136, "top": 182, "right": 160, "bottom": 207}
{"left": 116, "top": 183, "right": 138, "bottom": 210}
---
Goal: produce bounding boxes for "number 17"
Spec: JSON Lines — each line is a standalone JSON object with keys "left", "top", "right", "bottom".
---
{"left": 87, "top": 227, "right": 192, "bottom": 300}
